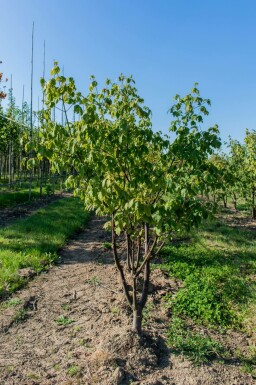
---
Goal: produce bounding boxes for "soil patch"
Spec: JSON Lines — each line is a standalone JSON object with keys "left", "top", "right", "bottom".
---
{"left": 0, "top": 216, "right": 254, "bottom": 384}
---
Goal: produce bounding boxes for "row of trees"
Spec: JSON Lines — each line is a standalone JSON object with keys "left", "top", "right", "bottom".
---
{"left": 0, "top": 67, "right": 58, "bottom": 195}
{"left": 209, "top": 131, "right": 256, "bottom": 219}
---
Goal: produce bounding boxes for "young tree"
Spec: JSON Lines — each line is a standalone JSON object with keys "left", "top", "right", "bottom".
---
{"left": 208, "top": 152, "right": 235, "bottom": 208}
{"left": 37, "top": 64, "right": 221, "bottom": 333}
{"left": 228, "top": 138, "right": 245, "bottom": 211}
{"left": 244, "top": 129, "right": 256, "bottom": 219}
{"left": 0, "top": 64, "right": 7, "bottom": 103}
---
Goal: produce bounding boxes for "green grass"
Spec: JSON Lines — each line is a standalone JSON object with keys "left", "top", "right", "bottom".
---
{"left": 0, "top": 197, "right": 91, "bottom": 297}
{"left": 160, "top": 217, "right": 256, "bottom": 329}
{"left": 55, "top": 315, "right": 75, "bottom": 326}
{"left": 167, "top": 316, "right": 226, "bottom": 364}
{"left": 0, "top": 187, "right": 47, "bottom": 209}
{"left": 0, "top": 297, "right": 21, "bottom": 309}
{"left": 66, "top": 365, "right": 81, "bottom": 377}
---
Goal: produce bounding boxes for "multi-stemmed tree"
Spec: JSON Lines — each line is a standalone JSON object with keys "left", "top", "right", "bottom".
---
{"left": 37, "top": 64, "right": 221, "bottom": 333}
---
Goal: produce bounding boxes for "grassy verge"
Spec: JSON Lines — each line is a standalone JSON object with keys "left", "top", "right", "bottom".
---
{"left": 158, "top": 212, "right": 256, "bottom": 366}
{"left": 0, "top": 187, "right": 49, "bottom": 209}
{"left": 161, "top": 218, "right": 256, "bottom": 328}
{"left": 0, "top": 197, "right": 91, "bottom": 297}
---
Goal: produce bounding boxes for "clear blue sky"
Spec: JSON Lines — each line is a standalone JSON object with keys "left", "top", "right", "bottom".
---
{"left": 1, "top": 0, "right": 256, "bottom": 144}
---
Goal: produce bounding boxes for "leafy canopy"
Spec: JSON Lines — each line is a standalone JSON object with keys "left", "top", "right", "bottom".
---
{"left": 38, "top": 63, "right": 221, "bottom": 239}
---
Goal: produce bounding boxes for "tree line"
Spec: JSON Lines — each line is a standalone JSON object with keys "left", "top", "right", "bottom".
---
{"left": 0, "top": 67, "right": 61, "bottom": 195}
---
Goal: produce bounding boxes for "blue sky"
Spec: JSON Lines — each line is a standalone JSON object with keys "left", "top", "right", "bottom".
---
{"left": 1, "top": 0, "right": 256, "bottom": 144}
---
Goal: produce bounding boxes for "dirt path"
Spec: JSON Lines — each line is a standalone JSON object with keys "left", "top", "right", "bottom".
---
{"left": 0, "top": 216, "right": 254, "bottom": 385}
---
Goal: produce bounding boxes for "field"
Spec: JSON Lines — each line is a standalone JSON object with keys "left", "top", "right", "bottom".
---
{"left": 0, "top": 195, "right": 255, "bottom": 384}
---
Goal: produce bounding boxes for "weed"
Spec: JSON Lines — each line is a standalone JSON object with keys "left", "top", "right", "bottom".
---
{"left": 61, "top": 303, "right": 70, "bottom": 311}
{"left": 0, "top": 298, "right": 21, "bottom": 309}
{"left": 27, "top": 372, "right": 40, "bottom": 380}
{"left": 103, "top": 242, "right": 112, "bottom": 250}
{"left": 66, "top": 365, "right": 81, "bottom": 377}
{"left": 15, "top": 335, "right": 24, "bottom": 345}
{"left": 87, "top": 275, "right": 100, "bottom": 286}
{"left": 167, "top": 316, "right": 226, "bottom": 364}
{"left": 77, "top": 338, "right": 86, "bottom": 346}
{"left": 13, "top": 309, "right": 27, "bottom": 323}
{"left": 55, "top": 315, "right": 75, "bottom": 326}
{"left": 111, "top": 306, "right": 120, "bottom": 315}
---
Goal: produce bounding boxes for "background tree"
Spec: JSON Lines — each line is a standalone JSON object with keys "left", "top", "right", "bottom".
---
{"left": 0, "top": 62, "right": 7, "bottom": 102}
{"left": 228, "top": 138, "right": 245, "bottom": 211}
{"left": 244, "top": 129, "right": 256, "bottom": 219}
{"left": 208, "top": 152, "right": 235, "bottom": 208}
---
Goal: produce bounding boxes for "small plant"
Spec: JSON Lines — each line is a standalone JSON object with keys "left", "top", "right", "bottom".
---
{"left": 87, "top": 275, "right": 100, "bottom": 286}
{"left": 167, "top": 316, "right": 226, "bottom": 364}
{"left": 67, "top": 365, "right": 81, "bottom": 377}
{"left": 45, "top": 184, "right": 54, "bottom": 195}
{"left": 55, "top": 315, "right": 75, "bottom": 326}
{"left": 103, "top": 242, "right": 112, "bottom": 250}
{"left": 1, "top": 298, "right": 21, "bottom": 309}
{"left": 13, "top": 309, "right": 27, "bottom": 323}
{"left": 77, "top": 338, "right": 86, "bottom": 346}
{"left": 61, "top": 303, "right": 70, "bottom": 311}
{"left": 111, "top": 306, "right": 120, "bottom": 315}
{"left": 27, "top": 372, "right": 40, "bottom": 380}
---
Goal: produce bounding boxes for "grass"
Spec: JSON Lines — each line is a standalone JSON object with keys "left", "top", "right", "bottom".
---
{"left": 0, "top": 298, "right": 21, "bottom": 309}
{"left": 0, "top": 186, "right": 49, "bottom": 209}
{"left": 55, "top": 315, "right": 75, "bottom": 326}
{"left": 160, "top": 215, "right": 256, "bottom": 329}
{"left": 159, "top": 211, "right": 256, "bottom": 367}
{"left": 0, "top": 197, "right": 91, "bottom": 297}
{"left": 12, "top": 309, "right": 27, "bottom": 323}
{"left": 103, "top": 242, "right": 112, "bottom": 250}
{"left": 66, "top": 365, "right": 81, "bottom": 377}
{"left": 167, "top": 316, "right": 226, "bottom": 364}
{"left": 86, "top": 275, "right": 100, "bottom": 286}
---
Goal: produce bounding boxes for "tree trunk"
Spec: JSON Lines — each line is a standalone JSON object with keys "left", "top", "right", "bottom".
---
{"left": 233, "top": 193, "right": 237, "bottom": 211}
{"left": 132, "top": 306, "right": 142, "bottom": 334}
{"left": 223, "top": 194, "right": 227, "bottom": 208}
{"left": 252, "top": 184, "right": 256, "bottom": 220}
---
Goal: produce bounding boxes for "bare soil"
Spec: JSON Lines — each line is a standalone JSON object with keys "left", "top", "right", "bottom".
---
{"left": 0, "top": 216, "right": 254, "bottom": 385}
